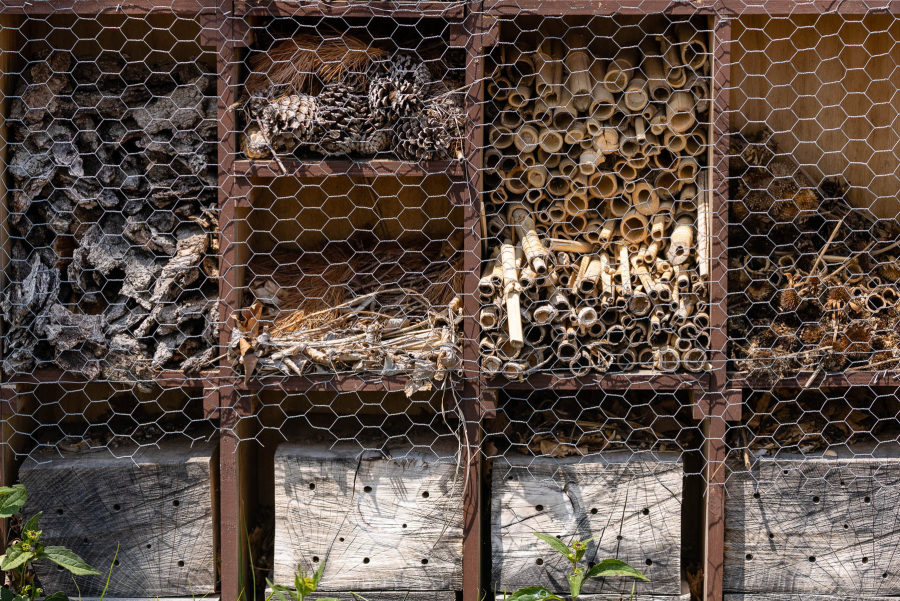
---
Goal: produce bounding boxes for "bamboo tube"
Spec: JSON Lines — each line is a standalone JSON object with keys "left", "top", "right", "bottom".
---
{"left": 589, "top": 61, "right": 617, "bottom": 121}
{"left": 498, "top": 154, "right": 518, "bottom": 174}
{"left": 520, "top": 102, "right": 535, "bottom": 123}
{"left": 539, "top": 129, "right": 565, "bottom": 153}
{"left": 526, "top": 164, "right": 549, "bottom": 188}
{"left": 650, "top": 214, "right": 668, "bottom": 240}
{"left": 480, "top": 305, "right": 500, "bottom": 329}
{"left": 558, "top": 157, "right": 577, "bottom": 178}
{"left": 614, "top": 159, "right": 638, "bottom": 181}
{"left": 500, "top": 241, "right": 524, "bottom": 349}
{"left": 618, "top": 244, "right": 633, "bottom": 298}
{"left": 506, "top": 83, "right": 534, "bottom": 109}
{"left": 509, "top": 206, "right": 550, "bottom": 275}
{"left": 490, "top": 187, "right": 508, "bottom": 206}
{"left": 482, "top": 353, "right": 503, "bottom": 375}
{"left": 505, "top": 165, "right": 528, "bottom": 195}
{"left": 609, "top": 195, "right": 631, "bottom": 218}
{"left": 546, "top": 238, "right": 594, "bottom": 254}
{"left": 487, "top": 75, "right": 514, "bottom": 101}
{"left": 619, "top": 127, "right": 639, "bottom": 158}
{"left": 548, "top": 201, "right": 567, "bottom": 222}
{"left": 590, "top": 171, "right": 617, "bottom": 198}
{"left": 500, "top": 106, "right": 523, "bottom": 129}
{"left": 657, "top": 34, "right": 686, "bottom": 87}
{"left": 686, "top": 128, "right": 707, "bottom": 156}
{"left": 484, "top": 147, "right": 502, "bottom": 171}
{"left": 564, "top": 194, "right": 590, "bottom": 216}
{"left": 489, "top": 126, "right": 514, "bottom": 149}
{"left": 677, "top": 156, "right": 699, "bottom": 182}
{"left": 667, "top": 91, "right": 696, "bottom": 133}
{"left": 524, "top": 187, "right": 544, "bottom": 207}
{"left": 620, "top": 208, "right": 649, "bottom": 245}
{"left": 629, "top": 291, "right": 652, "bottom": 317}
{"left": 520, "top": 152, "right": 536, "bottom": 168}
{"left": 578, "top": 150, "right": 599, "bottom": 175}
{"left": 682, "top": 347, "right": 706, "bottom": 373}
{"left": 594, "top": 127, "right": 619, "bottom": 154}
{"left": 584, "top": 118, "right": 602, "bottom": 137}
{"left": 514, "top": 124, "right": 540, "bottom": 154}
{"left": 655, "top": 170, "right": 683, "bottom": 198}
{"left": 535, "top": 40, "right": 564, "bottom": 103}
{"left": 537, "top": 147, "right": 562, "bottom": 169}
{"left": 507, "top": 47, "right": 537, "bottom": 86}
{"left": 565, "top": 121, "right": 587, "bottom": 145}
{"left": 677, "top": 24, "right": 709, "bottom": 72}
{"left": 533, "top": 98, "right": 553, "bottom": 126}
{"left": 599, "top": 252, "right": 613, "bottom": 306}
{"left": 631, "top": 181, "right": 660, "bottom": 216}
{"left": 532, "top": 301, "right": 559, "bottom": 326}
{"left": 641, "top": 43, "right": 671, "bottom": 102}
{"left": 578, "top": 257, "right": 603, "bottom": 295}
{"left": 571, "top": 255, "right": 590, "bottom": 294}
{"left": 652, "top": 148, "right": 680, "bottom": 172}
{"left": 627, "top": 320, "right": 649, "bottom": 344}
{"left": 667, "top": 214, "right": 694, "bottom": 266}
{"left": 584, "top": 218, "right": 605, "bottom": 244}
{"left": 605, "top": 47, "right": 639, "bottom": 93}
{"left": 663, "top": 129, "right": 687, "bottom": 153}
{"left": 553, "top": 87, "right": 577, "bottom": 130}
{"left": 656, "top": 346, "right": 681, "bottom": 372}
{"left": 685, "top": 71, "right": 710, "bottom": 114}
{"left": 479, "top": 260, "right": 500, "bottom": 300}
{"left": 599, "top": 219, "right": 617, "bottom": 245}
{"left": 562, "top": 215, "right": 586, "bottom": 238}
{"left": 650, "top": 110, "right": 668, "bottom": 135}
{"left": 631, "top": 258, "right": 655, "bottom": 300}
{"left": 520, "top": 265, "right": 538, "bottom": 291}
{"left": 565, "top": 32, "right": 593, "bottom": 112}
{"left": 624, "top": 76, "right": 649, "bottom": 112}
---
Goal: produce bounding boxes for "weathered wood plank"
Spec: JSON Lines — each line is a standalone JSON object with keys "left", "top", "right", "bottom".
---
{"left": 20, "top": 440, "right": 218, "bottom": 597}
{"left": 725, "top": 596, "right": 900, "bottom": 601}
{"left": 307, "top": 591, "right": 455, "bottom": 601}
{"left": 273, "top": 441, "right": 464, "bottom": 591}
{"left": 724, "top": 445, "right": 900, "bottom": 595}
{"left": 491, "top": 452, "right": 683, "bottom": 596}
{"left": 501, "top": 595, "right": 690, "bottom": 601}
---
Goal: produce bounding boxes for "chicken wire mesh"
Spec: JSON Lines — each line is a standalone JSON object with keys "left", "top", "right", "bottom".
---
{"left": 0, "top": 5, "right": 898, "bottom": 601}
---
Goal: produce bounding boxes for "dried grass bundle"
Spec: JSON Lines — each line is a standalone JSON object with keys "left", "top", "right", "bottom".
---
{"left": 245, "top": 34, "right": 388, "bottom": 95}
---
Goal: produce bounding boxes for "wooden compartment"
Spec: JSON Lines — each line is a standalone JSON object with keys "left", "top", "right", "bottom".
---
{"left": 271, "top": 437, "right": 464, "bottom": 598}
{"left": 3, "top": 383, "right": 218, "bottom": 599}
{"left": 491, "top": 452, "right": 688, "bottom": 599}
{"left": 724, "top": 443, "right": 900, "bottom": 597}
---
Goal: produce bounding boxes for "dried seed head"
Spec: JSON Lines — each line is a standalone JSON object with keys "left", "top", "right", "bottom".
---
{"left": 794, "top": 188, "right": 819, "bottom": 212}
{"left": 746, "top": 280, "right": 776, "bottom": 302}
{"left": 779, "top": 287, "right": 801, "bottom": 312}
{"left": 799, "top": 324, "right": 825, "bottom": 345}
{"left": 878, "top": 262, "right": 900, "bottom": 283}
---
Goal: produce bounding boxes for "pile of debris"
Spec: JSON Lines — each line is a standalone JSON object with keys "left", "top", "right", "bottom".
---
{"left": 729, "top": 128, "right": 900, "bottom": 378}
{"left": 231, "top": 239, "right": 463, "bottom": 396}
{"left": 236, "top": 34, "right": 466, "bottom": 163}
{"left": 2, "top": 51, "right": 220, "bottom": 383}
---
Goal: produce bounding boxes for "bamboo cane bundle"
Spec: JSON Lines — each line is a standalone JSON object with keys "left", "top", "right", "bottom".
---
{"left": 480, "top": 22, "right": 711, "bottom": 377}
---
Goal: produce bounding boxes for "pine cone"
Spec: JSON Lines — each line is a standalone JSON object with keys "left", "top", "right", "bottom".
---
{"left": 247, "top": 88, "right": 318, "bottom": 141}
{"left": 314, "top": 80, "right": 372, "bottom": 156}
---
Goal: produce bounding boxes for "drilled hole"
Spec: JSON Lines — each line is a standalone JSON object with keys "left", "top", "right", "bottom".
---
{"left": 116, "top": 560, "right": 122, "bottom": 567}
{"left": 147, "top": 544, "right": 152, "bottom": 549}
{"left": 746, "top": 554, "right": 753, "bottom": 560}
{"left": 813, "top": 496, "right": 820, "bottom": 504}
{"left": 590, "top": 508, "right": 598, "bottom": 514}
{"left": 642, "top": 508, "right": 649, "bottom": 516}
{"left": 809, "top": 556, "right": 816, "bottom": 562}
{"left": 645, "top": 559, "right": 653, "bottom": 566}
{"left": 364, "top": 486, "right": 373, "bottom": 493}
{"left": 536, "top": 559, "right": 544, "bottom": 566}
{"left": 402, "top": 524, "right": 407, "bottom": 528}
{"left": 617, "top": 535, "right": 623, "bottom": 541}
{"left": 535, "top": 505, "right": 544, "bottom": 512}
{"left": 422, "top": 491, "right": 430, "bottom": 499}
{"left": 173, "top": 500, "right": 180, "bottom": 507}
{"left": 313, "top": 556, "right": 319, "bottom": 563}
{"left": 309, "top": 483, "right": 316, "bottom": 490}
{"left": 844, "top": 524, "right": 850, "bottom": 529}
{"left": 421, "top": 559, "right": 429, "bottom": 565}
{"left": 753, "top": 492, "right": 760, "bottom": 499}
{"left": 56, "top": 509, "right": 64, "bottom": 515}
{"left": 865, "top": 497, "right": 871, "bottom": 504}
{"left": 113, "top": 504, "right": 121, "bottom": 511}
{"left": 178, "top": 561, "right": 184, "bottom": 568}
{"left": 863, "top": 557, "right": 869, "bottom": 564}
{"left": 363, "top": 558, "right": 370, "bottom": 564}
{"left": 339, "top": 537, "right": 345, "bottom": 542}
{"left": 768, "top": 533, "right": 774, "bottom": 539}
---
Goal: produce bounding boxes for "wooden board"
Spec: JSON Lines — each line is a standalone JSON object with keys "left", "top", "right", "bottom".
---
{"left": 726, "top": 596, "right": 900, "bottom": 601}
{"left": 273, "top": 440, "right": 464, "bottom": 591}
{"left": 724, "top": 445, "right": 900, "bottom": 595}
{"left": 308, "top": 592, "right": 455, "bottom": 601}
{"left": 502, "top": 595, "right": 690, "bottom": 601}
{"left": 731, "top": 15, "right": 900, "bottom": 219}
{"left": 491, "top": 452, "right": 684, "bottom": 596}
{"left": 19, "top": 440, "right": 218, "bottom": 597}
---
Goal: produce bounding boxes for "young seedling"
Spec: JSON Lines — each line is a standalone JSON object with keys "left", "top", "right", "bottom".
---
{"left": 267, "top": 559, "right": 339, "bottom": 601}
{"left": 0, "top": 484, "right": 103, "bottom": 601}
{"left": 506, "top": 532, "right": 648, "bottom": 601}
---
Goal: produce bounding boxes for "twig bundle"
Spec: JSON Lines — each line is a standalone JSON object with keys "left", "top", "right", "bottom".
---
{"left": 481, "top": 23, "right": 712, "bottom": 378}
{"left": 729, "top": 128, "right": 900, "bottom": 378}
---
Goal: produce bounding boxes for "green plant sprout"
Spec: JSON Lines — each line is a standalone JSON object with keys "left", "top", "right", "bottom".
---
{"left": 267, "top": 560, "right": 340, "bottom": 601}
{"left": 506, "top": 533, "right": 648, "bottom": 601}
{"left": 0, "top": 484, "right": 103, "bottom": 601}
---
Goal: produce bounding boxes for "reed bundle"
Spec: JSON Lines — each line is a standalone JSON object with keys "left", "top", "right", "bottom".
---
{"left": 482, "top": 22, "right": 711, "bottom": 378}
{"left": 729, "top": 128, "right": 900, "bottom": 379}
{"left": 233, "top": 239, "right": 463, "bottom": 395}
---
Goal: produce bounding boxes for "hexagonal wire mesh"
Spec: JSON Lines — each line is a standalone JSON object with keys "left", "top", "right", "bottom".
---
{"left": 0, "top": 4, "right": 899, "bottom": 601}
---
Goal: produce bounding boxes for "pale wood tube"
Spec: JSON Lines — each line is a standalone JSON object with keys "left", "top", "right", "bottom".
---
{"left": 618, "top": 244, "right": 633, "bottom": 297}
{"left": 519, "top": 102, "right": 535, "bottom": 123}
{"left": 584, "top": 118, "right": 602, "bottom": 137}
{"left": 650, "top": 111, "right": 668, "bottom": 136}
{"left": 511, "top": 208, "right": 549, "bottom": 275}
{"left": 504, "top": 165, "right": 528, "bottom": 195}
{"left": 552, "top": 87, "right": 577, "bottom": 131}
{"left": 533, "top": 98, "right": 552, "bottom": 126}
{"left": 664, "top": 129, "right": 687, "bottom": 153}
{"left": 667, "top": 91, "right": 696, "bottom": 133}
{"left": 548, "top": 200, "right": 567, "bottom": 221}
{"left": 642, "top": 53, "right": 670, "bottom": 102}
{"left": 686, "top": 128, "right": 707, "bottom": 156}
{"left": 634, "top": 115, "right": 647, "bottom": 143}
{"left": 619, "top": 127, "right": 640, "bottom": 158}
{"left": 535, "top": 40, "right": 564, "bottom": 104}
{"left": 490, "top": 186, "right": 508, "bottom": 205}
{"left": 507, "top": 47, "right": 536, "bottom": 86}
{"left": 655, "top": 170, "right": 683, "bottom": 197}
{"left": 558, "top": 157, "right": 577, "bottom": 178}
{"left": 489, "top": 125, "right": 514, "bottom": 149}
{"left": 526, "top": 165, "right": 549, "bottom": 188}
{"left": 564, "top": 194, "right": 590, "bottom": 216}
{"left": 565, "top": 121, "right": 587, "bottom": 145}
{"left": 563, "top": 213, "right": 588, "bottom": 237}
{"left": 537, "top": 147, "right": 562, "bottom": 169}
{"left": 500, "top": 241, "right": 523, "bottom": 348}
{"left": 652, "top": 148, "right": 681, "bottom": 172}
{"left": 514, "top": 124, "right": 540, "bottom": 154}
{"left": 527, "top": 188, "right": 547, "bottom": 209}
{"left": 631, "top": 181, "right": 660, "bottom": 216}
{"left": 579, "top": 256, "right": 603, "bottom": 295}
{"left": 677, "top": 156, "right": 699, "bottom": 182}
{"left": 657, "top": 34, "right": 686, "bottom": 87}
{"left": 599, "top": 219, "right": 617, "bottom": 247}
{"left": 605, "top": 47, "right": 639, "bottom": 93}
{"left": 484, "top": 147, "right": 502, "bottom": 171}
{"left": 667, "top": 214, "right": 694, "bottom": 266}
{"left": 570, "top": 171, "right": 590, "bottom": 200}
{"left": 498, "top": 154, "right": 518, "bottom": 175}
{"left": 539, "top": 128, "right": 565, "bottom": 153}
{"left": 547, "top": 171, "right": 570, "bottom": 198}
{"left": 520, "top": 152, "right": 536, "bottom": 168}
{"left": 487, "top": 75, "right": 511, "bottom": 101}
{"left": 565, "top": 32, "right": 593, "bottom": 111}
{"left": 624, "top": 76, "right": 649, "bottom": 112}
{"left": 587, "top": 59, "right": 614, "bottom": 119}
{"left": 686, "top": 71, "right": 710, "bottom": 114}
{"left": 480, "top": 304, "right": 500, "bottom": 329}
{"left": 677, "top": 24, "right": 709, "bottom": 71}
{"left": 594, "top": 127, "right": 619, "bottom": 154}
{"left": 620, "top": 208, "right": 649, "bottom": 245}
{"left": 499, "top": 106, "right": 523, "bottom": 129}
{"left": 614, "top": 158, "right": 638, "bottom": 182}
{"left": 589, "top": 171, "right": 618, "bottom": 198}
{"left": 583, "top": 218, "right": 605, "bottom": 244}
{"left": 508, "top": 83, "right": 534, "bottom": 109}
{"left": 579, "top": 150, "right": 599, "bottom": 175}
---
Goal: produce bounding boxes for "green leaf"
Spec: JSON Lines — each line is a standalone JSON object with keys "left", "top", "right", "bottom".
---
{"left": 506, "top": 586, "right": 561, "bottom": 601}
{"left": 44, "top": 592, "right": 69, "bottom": 601}
{"left": 532, "top": 533, "right": 572, "bottom": 561}
{"left": 1, "top": 543, "right": 31, "bottom": 572}
{"left": 0, "top": 585, "right": 15, "bottom": 601}
{"left": 312, "top": 559, "right": 326, "bottom": 588}
{"left": 266, "top": 580, "right": 290, "bottom": 601}
{"left": 37, "top": 547, "right": 101, "bottom": 576}
{"left": 585, "top": 559, "right": 649, "bottom": 582}
{"left": 0, "top": 485, "right": 27, "bottom": 519}
{"left": 22, "top": 512, "right": 41, "bottom": 536}
{"left": 567, "top": 570, "right": 585, "bottom": 600}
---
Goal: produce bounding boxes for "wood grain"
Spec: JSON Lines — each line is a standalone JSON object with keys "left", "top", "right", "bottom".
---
{"left": 732, "top": 15, "right": 900, "bottom": 219}
{"left": 724, "top": 447, "right": 900, "bottom": 595}
{"left": 491, "top": 453, "right": 684, "bottom": 596}
{"left": 273, "top": 440, "right": 464, "bottom": 591}
{"left": 19, "top": 440, "right": 218, "bottom": 597}
{"left": 725, "top": 596, "right": 900, "bottom": 601}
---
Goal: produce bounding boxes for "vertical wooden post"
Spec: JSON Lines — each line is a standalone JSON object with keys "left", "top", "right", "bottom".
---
{"left": 704, "top": 412, "right": 728, "bottom": 601}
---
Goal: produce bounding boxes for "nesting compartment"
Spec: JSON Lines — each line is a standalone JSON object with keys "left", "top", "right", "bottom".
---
{"left": 273, "top": 439, "right": 464, "bottom": 597}
{"left": 491, "top": 452, "right": 687, "bottom": 599}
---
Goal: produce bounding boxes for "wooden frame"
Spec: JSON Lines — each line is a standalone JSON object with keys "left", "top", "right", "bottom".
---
{"left": 0, "top": 3, "right": 897, "bottom": 601}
